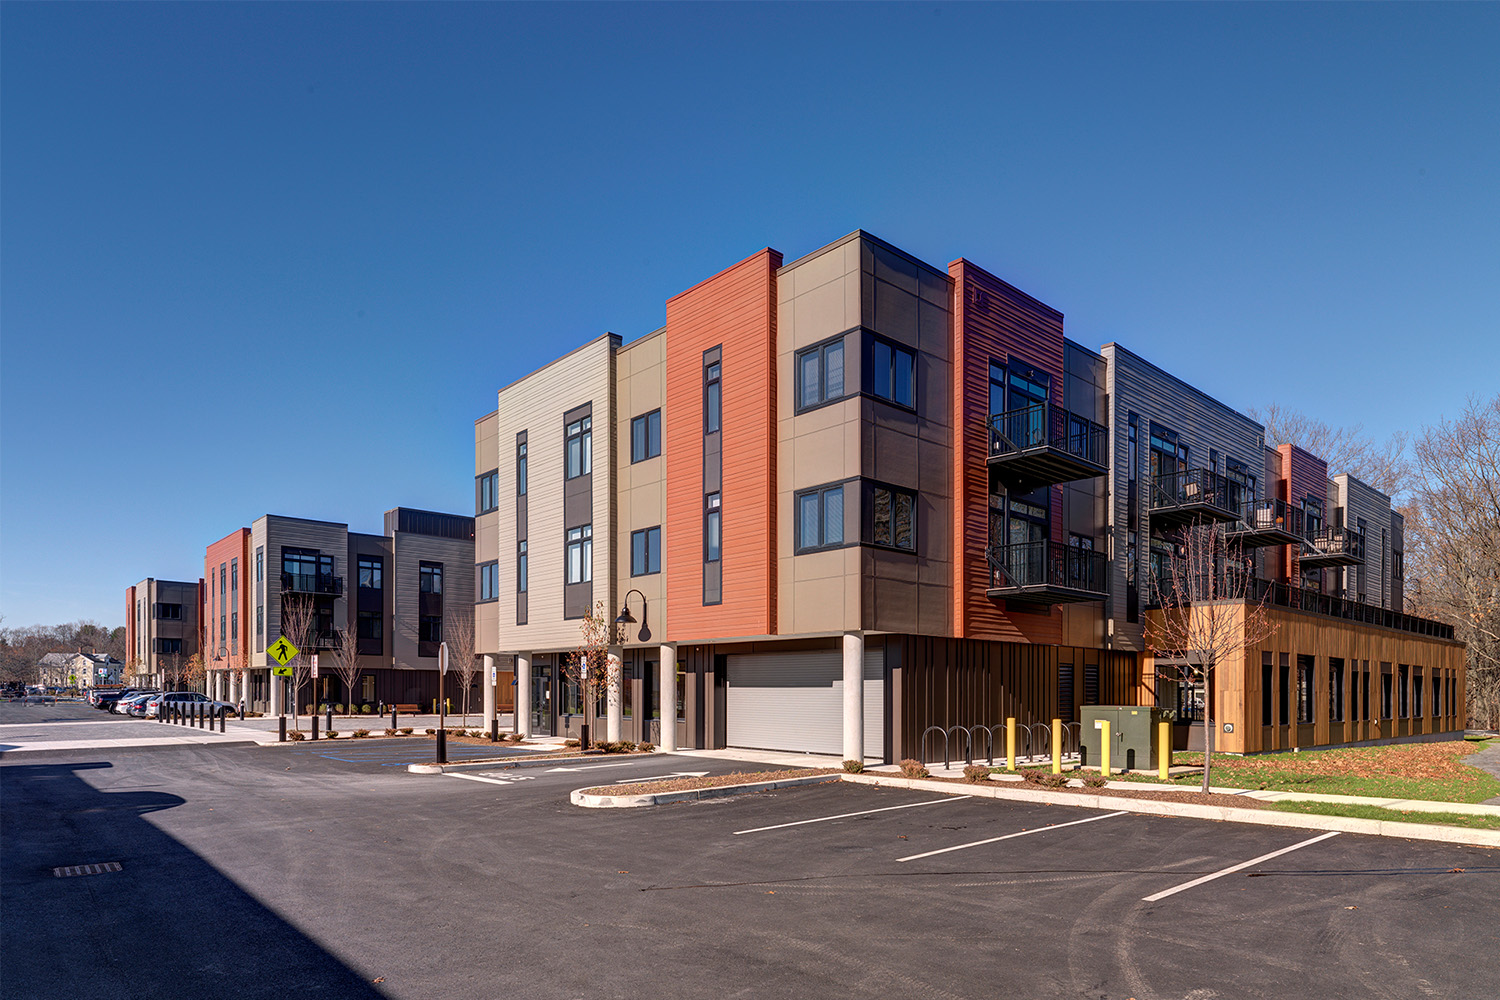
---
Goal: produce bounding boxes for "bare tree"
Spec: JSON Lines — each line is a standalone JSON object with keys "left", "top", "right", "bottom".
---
{"left": 444, "top": 607, "right": 478, "bottom": 725}
{"left": 329, "top": 620, "right": 362, "bottom": 717}
{"left": 1250, "top": 403, "right": 1410, "bottom": 498}
{"left": 1403, "top": 394, "right": 1500, "bottom": 729}
{"left": 184, "top": 652, "right": 207, "bottom": 694}
{"left": 561, "top": 601, "right": 618, "bottom": 749}
{"left": 161, "top": 650, "right": 187, "bottom": 692}
{"left": 277, "top": 596, "right": 319, "bottom": 728}
{"left": 1145, "top": 518, "right": 1280, "bottom": 792}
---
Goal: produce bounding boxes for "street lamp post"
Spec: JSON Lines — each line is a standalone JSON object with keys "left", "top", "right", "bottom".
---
{"left": 615, "top": 589, "right": 650, "bottom": 643}
{"left": 210, "top": 645, "right": 230, "bottom": 714}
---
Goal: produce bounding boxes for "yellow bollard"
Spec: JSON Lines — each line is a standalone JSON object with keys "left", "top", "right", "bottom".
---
{"left": 1006, "top": 716, "right": 1017, "bottom": 771}
{"left": 1051, "top": 718, "right": 1062, "bottom": 775}
{"left": 1100, "top": 720, "right": 1112, "bottom": 777}
{"left": 1158, "top": 720, "right": 1170, "bottom": 780}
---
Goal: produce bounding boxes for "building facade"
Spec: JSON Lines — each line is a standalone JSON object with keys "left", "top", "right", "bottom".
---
{"left": 474, "top": 230, "right": 1464, "bottom": 761}
{"left": 124, "top": 578, "right": 202, "bottom": 689}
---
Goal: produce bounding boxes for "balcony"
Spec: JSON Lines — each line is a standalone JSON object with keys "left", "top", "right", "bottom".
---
{"left": 1226, "top": 498, "right": 1305, "bottom": 549}
{"left": 281, "top": 572, "right": 344, "bottom": 597}
{"left": 986, "top": 540, "right": 1108, "bottom": 605}
{"left": 986, "top": 402, "right": 1107, "bottom": 492}
{"left": 1299, "top": 527, "right": 1366, "bottom": 568}
{"left": 304, "top": 628, "right": 345, "bottom": 650}
{"left": 1148, "top": 469, "right": 1243, "bottom": 528}
{"left": 1144, "top": 577, "right": 1453, "bottom": 640}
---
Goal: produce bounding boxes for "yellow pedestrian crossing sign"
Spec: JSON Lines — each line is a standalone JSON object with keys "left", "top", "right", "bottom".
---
{"left": 268, "top": 637, "right": 299, "bottom": 665}
{"left": 272, "top": 665, "right": 293, "bottom": 677}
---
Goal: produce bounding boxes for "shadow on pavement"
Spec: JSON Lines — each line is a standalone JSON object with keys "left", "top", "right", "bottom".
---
{"left": 1, "top": 760, "right": 387, "bottom": 1000}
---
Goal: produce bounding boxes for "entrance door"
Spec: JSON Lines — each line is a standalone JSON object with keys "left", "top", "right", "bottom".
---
{"left": 530, "top": 665, "right": 552, "bottom": 736}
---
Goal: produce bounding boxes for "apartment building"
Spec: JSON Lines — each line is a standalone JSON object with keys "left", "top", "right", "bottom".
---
{"left": 124, "top": 578, "right": 201, "bottom": 688}
{"left": 473, "top": 230, "right": 1464, "bottom": 761}
{"left": 202, "top": 508, "right": 474, "bottom": 714}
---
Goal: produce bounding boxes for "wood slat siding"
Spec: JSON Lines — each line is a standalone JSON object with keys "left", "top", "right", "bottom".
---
{"left": 892, "top": 633, "right": 1139, "bottom": 761}
{"left": 1103, "top": 344, "right": 1266, "bottom": 652}
{"left": 949, "top": 259, "right": 1067, "bottom": 644}
{"left": 492, "top": 335, "right": 616, "bottom": 653}
{"left": 1145, "top": 604, "right": 1465, "bottom": 754}
{"left": 1277, "top": 444, "right": 1327, "bottom": 585}
{"left": 665, "top": 249, "right": 781, "bottom": 641}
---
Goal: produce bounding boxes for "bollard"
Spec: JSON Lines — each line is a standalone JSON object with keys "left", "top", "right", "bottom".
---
{"left": 197, "top": 703, "right": 204, "bottom": 728}
{"left": 278, "top": 716, "right": 286, "bottom": 742}
{"left": 312, "top": 714, "right": 319, "bottom": 740}
{"left": 327, "top": 707, "right": 334, "bottom": 732}
{"left": 435, "top": 728, "right": 447, "bottom": 765}
{"left": 490, "top": 719, "right": 499, "bottom": 742}
{"left": 1005, "top": 716, "right": 1017, "bottom": 771}
{"left": 219, "top": 708, "right": 226, "bottom": 733}
{"left": 392, "top": 707, "right": 398, "bottom": 730}
{"left": 1101, "top": 720, "right": 1112, "bottom": 777}
{"left": 1158, "top": 720, "right": 1170, "bottom": 780}
{"left": 1051, "top": 719, "right": 1062, "bottom": 775}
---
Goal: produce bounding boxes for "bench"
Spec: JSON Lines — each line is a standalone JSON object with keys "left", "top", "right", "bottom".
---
{"left": 393, "top": 704, "right": 421, "bottom": 714}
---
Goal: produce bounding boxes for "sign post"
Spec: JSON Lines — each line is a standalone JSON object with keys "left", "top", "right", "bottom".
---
{"left": 268, "top": 638, "right": 299, "bottom": 723}
{"left": 436, "top": 641, "right": 449, "bottom": 765}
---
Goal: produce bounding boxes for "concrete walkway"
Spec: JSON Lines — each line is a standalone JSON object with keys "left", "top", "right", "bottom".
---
{"left": 1461, "top": 735, "right": 1500, "bottom": 805}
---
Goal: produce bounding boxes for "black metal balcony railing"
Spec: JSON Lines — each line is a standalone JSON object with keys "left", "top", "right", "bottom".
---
{"left": 1226, "top": 497, "right": 1306, "bottom": 548}
{"left": 305, "top": 629, "right": 345, "bottom": 649}
{"left": 1149, "top": 469, "right": 1244, "bottom": 525}
{"left": 1145, "top": 576, "right": 1454, "bottom": 641}
{"left": 1300, "top": 526, "right": 1366, "bottom": 566}
{"left": 986, "top": 539, "right": 1107, "bottom": 603}
{"left": 280, "top": 572, "right": 344, "bottom": 596}
{"left": 987, "top": 402, "right": 1108, "bottom": 488}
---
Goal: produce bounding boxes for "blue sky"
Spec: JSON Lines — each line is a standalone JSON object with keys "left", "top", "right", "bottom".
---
{"left": 3, "top": 3, "right": 1497, "bottom": 628}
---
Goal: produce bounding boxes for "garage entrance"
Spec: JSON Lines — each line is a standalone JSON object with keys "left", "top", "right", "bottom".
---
{"left": 725, "top": 647, "right": 884, "bottom": 758}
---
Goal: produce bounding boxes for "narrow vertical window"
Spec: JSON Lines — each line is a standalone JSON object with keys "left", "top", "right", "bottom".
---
{"left": 566, "top": 526, "right": 592, "bottom": 584}
{"left": 704, "top": 362, "right": 721, "bottom": 433}
{"left": 517, "top": 440, "right": 528, "bottom": 495}
{"left": 517, "top": 540, "right": 528, "bottom": 593}
{"left": 565, "top": 418, "right": 592, "bottom": 479}
{"left": 705, "top": 494, "right": 721, "bottom": 562}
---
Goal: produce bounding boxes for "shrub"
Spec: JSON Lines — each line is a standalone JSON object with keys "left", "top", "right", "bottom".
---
{"left": 564, "top": 738, "right": 581, "bottom": 748}
{"left": 353, "top": 729, "right": 370, "bottom": 738}
{"left": 333, "top": 704, "right": 344, "bottom": 714}
{"left": 287, "top": 730, "right": 305, "bottom": 741}
{"left": 326, "top": 730, "right": 339, "bottom": 738}
{"left": 962, "top": 764, "right": 991, "bottom": 783}
{"left": 898, "top": 758, "right": 929, "bottom": 779}
{"left": 360, "top": 704, "right": 372, "bottom": 714}
{"left": 636, "top": 741, "right": 655, "bottom": 753}
{"left": 1022, "top": 770, "right": 1068, "bottom": 788}
{"left": 384, "top": 728, "right": 398, "bottom": 737}
{"left": 425, "top": 729, "right": 436, "bottom": 735}
{"left": 1082, "top": 774, "right": 1109, "bottom": 788}
{"left": 842, "top": 759, "right": 865, "bottom": 773}
{"left": 507, "top": 733, "right": 525, "bottom": 742}
{"left": 400, "top": 728, "right": 413, "bottom": 736}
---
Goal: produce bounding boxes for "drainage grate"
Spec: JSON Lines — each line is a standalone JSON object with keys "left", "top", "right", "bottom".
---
{"left": 52, "top": 862, "right": 123, "bottom": 878}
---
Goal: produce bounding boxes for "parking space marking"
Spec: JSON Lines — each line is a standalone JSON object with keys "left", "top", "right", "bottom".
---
{"left": 1140, "top": 830, "right": 1341, "bottom": 902}
{"left": 897, "top": 810, "right": 1129, "bottom": 862}
{"left": 734, "top": 796, "right": 973, "bottom": 835}
{"left": 447, "top": 772, "right": 536, "bottom": 786}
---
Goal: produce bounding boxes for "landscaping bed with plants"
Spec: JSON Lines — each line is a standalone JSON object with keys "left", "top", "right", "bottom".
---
{"left": 1115, "top": 736, "right": 1500, "bottom": 803}
{"left": 582, "top": 768, "right": 835, "bottom": 797}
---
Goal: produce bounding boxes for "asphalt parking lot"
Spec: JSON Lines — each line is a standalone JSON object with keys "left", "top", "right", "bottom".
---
{"left": 4, "top": 739, "right": 1496, "bottom": 1000}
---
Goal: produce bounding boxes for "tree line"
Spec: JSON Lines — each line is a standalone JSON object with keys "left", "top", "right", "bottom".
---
{"left": 0, "top": 620, "right": 127, "bottom": 685}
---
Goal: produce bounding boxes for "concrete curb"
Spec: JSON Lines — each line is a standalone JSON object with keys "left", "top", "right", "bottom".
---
{"left": 408, "top": 752, "right": 649, "bottom": 774}
{"left": 571, "top": 774, "right": 840, "bottom": 809}
{"left": 840, "top": 774, "right": 1500, "bottom": 848}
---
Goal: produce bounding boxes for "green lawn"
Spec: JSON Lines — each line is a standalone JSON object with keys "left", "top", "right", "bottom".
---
{"left": 1267, "top": 799, "right": 1500, "bottom": 832}
{"left": 1113, "top": 738, "right": 1500, "bottom": 804}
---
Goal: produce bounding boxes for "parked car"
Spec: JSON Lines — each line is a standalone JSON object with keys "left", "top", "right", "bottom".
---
{"left": 147, "top": 692, "right": 226, "bottom": 719}
{"left": 96, "top": 688, "right": 138, "bottom": 711}
{"left": 120, "top": 692, "right": 160, "bottom": 717}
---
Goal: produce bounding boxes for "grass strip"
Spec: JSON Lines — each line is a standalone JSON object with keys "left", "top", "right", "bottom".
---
{"left": 1267, "top": 799, "right": 1500, "bottom": 831}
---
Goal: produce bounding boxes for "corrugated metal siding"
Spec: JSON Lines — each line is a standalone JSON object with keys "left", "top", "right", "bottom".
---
{"left": 725, "top": 647, "right": 883, "bottom": 757}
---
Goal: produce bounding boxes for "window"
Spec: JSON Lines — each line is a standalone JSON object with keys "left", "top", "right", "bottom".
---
{"left": 704, "top": 361, "right": 721, "bottom": 433}
{"left": 153, "top": 603, "right": 182, "bottom": 621}
{"left": 231, "top": 559, "right": 238, "bottom": 592}
{"left": 358, "top": 556, "right": 383, "bottom": 590}
{"left": 677, "top": 662, "right": 687, "bottom": 720}
{"left": 704, "top": 493, "right": 721, "bottom": 562}
{"left": 1329, "top": 658, "right": 1345, "bottom": 723}
{"left": 362, "top": 676, "right": 376, "bottom": 702}
{"left": 516, "top": 440, "right": 528, "bottom": 496}
{"left": 517, "top": 540, "right": 528, "bottom": 593}
{"left": 871, "top": 485, "right": 915, "bottom": 550}
{"left": 631, "top": 527, "right": 661, "bottom": 576}
{"left": 219, "top": 615, "right": 226, "bottom": 645}
{"left": 870, "top": 337, "right": 915, "bottom": 408}
{"left": 420, "top": 563, "right": 443, "bottom": 594}
{"left": 357, "top": 611, "right": 382, "bottom": 640}
{"left": 565, "top": 417, "right": 592, "bottom": 479}
{"left": 256, "top": 605, "right": 264, "bottom": 637}
{"left": 631, "top": 410, "right": 661, "bottom": 462}
{"left": 477, "top": 470, "right": 498, "bottom": 514}
{"left": 1381, "top": 664, "right": 1393, "bottom": 719}
{"left": 154, "top": 638, "right": 182, "bottom": 654}
{"left": 231, "top": 611, "right": 238, "bottom": 644}
{"left": 796, "top": 338, "right": 845, "bottom": 409}
{"left": 1297, "top": 656, "right": 1314, "bottom": 724}
{"left": 478, "top": 561, "right": 499, "bottom": 602}
{"left": 1413, "top": 669, "right": 1424, "bottom": 718}
{"left": 1279, "top": 655, "right": 1291, "bottom": 726}
{"left": 796, "top": 484, "right": 845, "bottom": 551}
{"left": 566, "top": 525, "right": 592, "bottom": 584}
{"left": 1261, "top": 654, "right": 1274, "bottom": 726}
{"left": 419, "top": 616, "right": 442, "bottom": 643}
{"left": 1398, "top": 664, "right": 1409, "bottom": 717}
{"left": 255, "top": 548, "right": 263, "bottom": 583}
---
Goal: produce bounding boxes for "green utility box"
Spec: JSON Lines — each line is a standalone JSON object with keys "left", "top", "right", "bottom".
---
{"left": 1080, "top": 706, "right": 1167, "bottom": 771}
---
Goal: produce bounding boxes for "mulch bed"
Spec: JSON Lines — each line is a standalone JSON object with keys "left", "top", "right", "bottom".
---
{"left": 914, "top": 774, "right": 1270, "bottom": 811}
{"left": 587, "top": 769, "right": 837, "bottom": 797}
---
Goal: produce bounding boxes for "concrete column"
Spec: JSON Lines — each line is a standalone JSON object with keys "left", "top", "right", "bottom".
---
{"left": 658, "top": 643, "right": 677, "bottom": 753}
{"left": 515, "top": 653, "right": 532, "bottom": 738}
{"left": 215, "top": 672, "right": 225, "bottom": 701}
{"left": 269, "top": 671, "right": 284, "bottom": 715}
{"left": 843, "top": 632, "right": 865, "bottom": 763}
{"left": 606, "top": 648, "right": 623, "bottom": 742}
{"left": 482, "top": 654, "right": 497, "bottom": 727}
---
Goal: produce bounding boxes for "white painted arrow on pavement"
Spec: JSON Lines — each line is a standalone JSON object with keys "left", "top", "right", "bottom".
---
{"left": 546, "top": 761, "right": 652, "bottom": 773}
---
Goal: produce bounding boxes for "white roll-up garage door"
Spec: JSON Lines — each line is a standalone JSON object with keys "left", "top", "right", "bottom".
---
{"left": 726, "top": 647, "right": 884, "bottom": 758}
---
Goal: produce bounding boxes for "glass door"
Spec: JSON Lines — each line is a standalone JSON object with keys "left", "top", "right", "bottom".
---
{"left": 530, "top": 665, "right": 552, "bottom": 736}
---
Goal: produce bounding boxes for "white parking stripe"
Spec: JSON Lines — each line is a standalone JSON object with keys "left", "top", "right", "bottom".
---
{"left": 447, "top": 772, "right": 529, "bottom": 786}
{"left": 1141, "top": 831, "right": 1341, "bottom": 902}
{"left": 733, "top": 796, "right": 973, "bottom": 835}
{"left": 898, "top": 810, "right": 1129, "bottom": 862}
